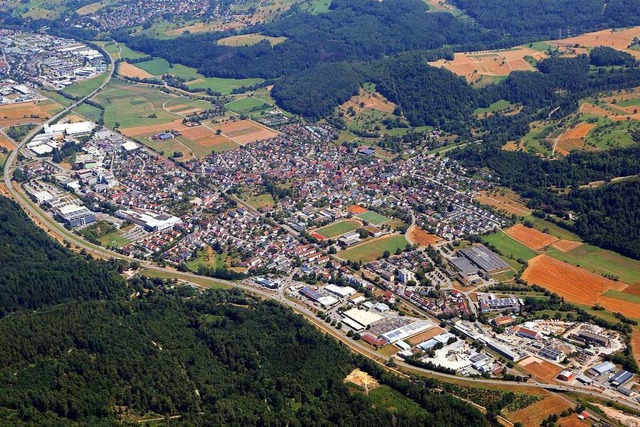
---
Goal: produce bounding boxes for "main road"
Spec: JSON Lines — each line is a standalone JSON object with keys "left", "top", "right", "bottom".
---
{"left": 3, "top": 52, "right": 640, "bottom": 417}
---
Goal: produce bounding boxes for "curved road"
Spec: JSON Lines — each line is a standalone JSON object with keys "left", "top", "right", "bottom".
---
{"left": 4, "top": 51, "right": 640, "bottom": 417}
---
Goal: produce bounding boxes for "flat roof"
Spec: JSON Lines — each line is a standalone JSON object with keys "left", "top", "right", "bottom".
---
{"left": 381, "top": 320, "right": 434, "bottom": 343}
{"left": 343, "top": 308, "right": 383, "bottom": 327}
{"left": 460, "top": 245, "right": 510, "bottom": 272}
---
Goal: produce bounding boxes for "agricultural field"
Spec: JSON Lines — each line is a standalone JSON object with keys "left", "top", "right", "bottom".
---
{"left": 522, "top": 254, "right": 640, "bottom": 317}
{"left": 475, "top": 188, "right": 532, "bottom": 217}
{"left": 505, "top": 394, "right": 572, "bottom": 427}
{"left": 118, "top": 62, "right": 155, "bottom": 79}
{"left": 0, "top": 99, "right": 62, "bottom": 127}
{"left": 407, "top": 227, "right": 441, "bottom": 246}
{"left": 185, "top": 76, "right": 264, "bottom": 96}
{"left": 225, "top": 97, "right": 272, "bottom": 113}
{"left": 0, "top": 133, "right": 14, "bottom": 151}
{"left": 135, "top": 58, "right": 172, "bottom": 76}
{"left": 554, "top": 122, "right": 596, "bottom": 155}
{"left": 505, "top": 224, "right": 558, "bottom": 250}
{"left": 339, "top": 234, "right": 409, "bottom": 263}
{"left": 119, "top": 44, "right": 148, "bottom": 61}
{"left": 313, "top": 220, "right": 361, "bottom": 239}
{"left": 357, "top": 211, "right": 390, "bottom": 226}
{"left": 523, "top": 215, "right": 581, "bottom": 241}
{"left": 214, "top": 119, "right": 278, "bottom": 145}
{"left": 474, "top": 99, "right": 517, "bottom": 116}
{"left": 76, "top": 1, "right": 102, "bottom": 15}
{"left": 482, "top": 230, "right": 537, "bottom": 262}
{"left": 550, "top": 26, "right": 640, "bottom": 59}
{"left": 217, "top": 33, "right": 287, "bottom": 47}
{"left": 518, "top": 356, "right": 562, "bottom": 383}
{"left": 61, "top": 72, "right": 109, "bottom": 99}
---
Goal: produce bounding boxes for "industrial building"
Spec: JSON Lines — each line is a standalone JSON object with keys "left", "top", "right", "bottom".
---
{"left": 575, "top": 330, "right": 610, "bottom": 348}
{"left": 116, "top": 208, "right": 182, "bottom": 231}
{"left": 342, "top": 308, "right": 383, "bottom": 331}
{"left": 588, "top": 361, "right": 616, "bottom": 376}
{"left": 300, "top": 287, "right": 338, "bottom": 308}
{"left": 255, "top": 277, "right": 278, "bottom": 289}
{"left": 56, "top": 204, "right": 96, "bottom": 227}
{"left": 381, "top": 320, "right": 434, "bottom": 344}
{"left": 324, "top": 284, "right": 357, "bottom": 298}
{"left": 610, "top": 371, "right": 633, "bottom": 387}
{"left": 459, "top": 245, "right": 511, "bottom": 274}
{"left": 44, "top": 121, "right": 95, "bottom": 136}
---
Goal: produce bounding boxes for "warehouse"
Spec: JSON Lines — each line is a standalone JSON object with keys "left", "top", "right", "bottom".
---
{"left": 116, "top": 208, "right": 182, "bottom": 231}
{"left": 381, "top": 320, "right": 434, "bottom": 344}
{"left": 342, "top": 308, "right": 383, "bottom": 329}
{"left": 459, "top": 245, "right": 510, "bottom": 273}
{"left": 300, "top": 287, "right": 338, "bottom": 308}
{"left": 588, "top": 361, "right": 616, "bottom": 376}
{"left": 56, "top": 204, "right": 96, "bottom": 227}
{"left": 610, "top": 371, "right": 633, "bottom": 387}
{"left": 324, "top": 284, "right": 357, "bottom": 298}
{"left": 576, "top": 330, "right": 610, "bottom": 348}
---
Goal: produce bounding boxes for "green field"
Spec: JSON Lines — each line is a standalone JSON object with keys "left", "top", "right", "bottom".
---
{"left": 585, "top": 119, "right": 640, "bottom": 150}
{"left": 226, "top": 97, "right": 271, "bottom": 113}
{"left": 136, "top": 58, "right": 171, "bottom": 75}
{"left": 357, "top": 211, "right": 390, "bottom": 225}
{"left": 520, "top": 122, "right": 554, "bottom": 156}
{"left": 238, "top": 193, "right": 275, "bottom": 209}
{"left": 339, "top": 234, "right": 409, "bottom": 263}
{"left": 618, "top": 97, "right": 640, "bottom": 107}
{"left": 73, "top": 102, "right": 103, "bottom": 123}
{"left": 97, "top": 230, "right": 131, "bottom": 248}
{"left": 94, "top": 79, "right": 178, "bottom": 129}
{"left": 186, "top": 77, "right": 265, "bottom": 95}
{"left": 40, "top": 89, "right": 74, "bottom": 107}
{"left": 523, "top": 215, "right": 580, "bottom": 241}
{"left": 163, "top": 96, "right": 214, "bottom": 112}
{"left": 474, "top": 99, "right": 513, "bottom": 116}
{"left": 61, "top": 72, "right": 109, "bottom": 99}
{"left": 482, "top": 230, "right": 537, "bottom": 261}
{"left": 314, "top": 220, "right": 361, "bottom": 238}
{"left": 119, "top": 44, "right": 148, "bottom": 61}
{"left": 602, "top": 289, "right": 640, "bottom": 304}
{"left": 186, "top": 251, "right": 227, "bottom": 272}
{"left": 367, "top": 386, "right": 428, "bottom": 418}
{"left": 526, "top": 41, "right": 553, "bottom": 52}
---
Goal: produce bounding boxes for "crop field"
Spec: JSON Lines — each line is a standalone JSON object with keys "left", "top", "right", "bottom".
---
{"left": 475, "top": 189, "right": 532, "bottom": 216}
{"left": 429, "top": 47, "right": 545, "bottom": 83}
{"left": 555, "top": 122, "right": 596, "bottom": 155}
{"left": 118, "top": 62, "right": 154, "bottom": 79}
{"left": 177, "top": 126, "right": 239, "bottom": 155}
{"left": 482, "top": 230, "right": 537, "bottom": 261}
{"left": 94, "top": 80, "right": 178, "bottom": 129}
{"left": 135, "top": 58, "right": 171, "bottom": 75}
{"left": 0, "top": 100, "right": 62, "bottom": 127}
{"left": 408, "top": 227, "right": 441, "bottom": 246}
{"left": 506, "top": 395, "right": 572, "bottom": 427}
{"left": 518, "top": 356, "right": 562, "bottom": 383}
{"left": 76, "top": 1, "right": 102, "bottom": 15}
{"left": 505, "top": 224, "right": 559, "bottom": 250}
{"left": 521, "top": 255, "right": 640, "bottom": 316}
{"left": 551, "top": 26, "right": 640, "bottom": 59}
{"left": 186, "top": 76, "right": 265, "bottom": 95}
{"left": 357, "top": 211, "right": 390, "bottom": 226}
{"left": 215, "top": 119, "right": 278, "bottom": 145}
{"left": 340, "top": 88, "right": 396, "bottom": 115}
{"left": 313, "top": 220, "right": 361, "bottom": 239}
{"left": 602, "top": 290, "right": 640, "bottom": 304}
{"left": 217, "top": 33, "right": 287, "bottom": 47}
{"left": 0, "top": 133, "right": 14, "bottom": 150}
{"left": 339, "top": 235, "right": 409, "bottom": 263}
{"left": 550, "top": 239, "right": 582, "bottom": 252}
{"left": 61, "top": 72, "right": 108, "bottom": 99}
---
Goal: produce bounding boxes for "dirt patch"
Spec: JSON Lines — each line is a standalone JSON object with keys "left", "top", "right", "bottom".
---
{"left": 118, "top": 62, "right": 154, "bottom": 79}
{"left": 0, "top": 100, "right": 61, "bottom": 127}
{"left": 217, "top": 119, "right": 278, "bottom": 145}
{"left": 551, "top": 239, "right": 582, "bottom": 252}
{"left": 476, "top": 191, "right": 532, "bottom": 216}
{"left": 429, "top": 47, "right": 545, "bottom": 83}
{"left": 502, "top": 141, "right": 523, "bottom": 152}
{"left": 632, "top": 329, "right": 640, "bottom": 369}
{"left": 406, "top": 327, "right": 444, "bottom": 345}
{"left": 0, "top": 133, "right": 15, "bottom": 150}
{"left": 506, "top": 395, "right": 572, "bottom": 427}
{"left": 505, "top": 224, "right": 559, "bottom": 250}
{"left": 340, "top": 88, "right": 396, "bottom": 114}
{"left": 518, "top": 356, "right": 563, "bottom": 383}
{"left": 592, "top": 403, "right": 640, "bottom": 427}
{"left": 408, "top": 227, "right": 442, "bottom": 246}
{"left": 522, "top": 255, "right": 635, "bottom": 315}
{"left": 348, "top": 205, "right": 368, "bottom": 214}
{"left": 344, "top": 369, "right": 380, "bottom": 394}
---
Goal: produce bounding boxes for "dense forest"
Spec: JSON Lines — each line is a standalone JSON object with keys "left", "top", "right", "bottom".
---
{"left": 450, "top": 0, "right": 640, "bottom": 38}
{"left": 454, "top": 147, "right": 640, "bottom": 258}
{"left": 0, "top": 197, "right": 489, "bottom": 425}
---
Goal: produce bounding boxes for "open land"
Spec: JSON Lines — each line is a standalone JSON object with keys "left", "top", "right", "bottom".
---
{"left": 313, "top": 220, "right": 361, "bottom": 239}
{"left": 215, "top": 119, "right": 278, "bottom": 145}
{"left": 555, "top": 122, "right": 596, "bottom": 155}
{"left": 522, "top": 254, "right": 640, "bottom": 317}
{"left": 340, "top": 88, "right": 396, "bottom": 114}
{"left": 339, "top": 234, "right": 410, "bottom": 263}
{"left": 0, "top": 100, "right": 62, "bottom": 127}
{"left": 551, "top": 26, "right": 640, "bottom": 59}
{"left": 407, "top": 227, "right": 442, "bottom": 246}
{"left": 518, "top": 356, "right": 563, "bottom": 383}
{"left": 0, "top": 133, "right": 15, "bottom": 150}
{"left": 475, "top": 189, "right": 532, "bottom": 216}
{"left": 505, "top": 224, "right": 559, "bottom": 250}
{"left": 217, "top": 33, "right": 287, "bottom": 47}
{"left": 118, "top": 62, "right": 155, "bottom": 79}
{"left": 505, "top": 395, "right": 572, "bottom": 427}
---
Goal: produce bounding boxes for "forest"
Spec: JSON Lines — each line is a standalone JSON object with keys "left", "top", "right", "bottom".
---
{"left": 0, "top": 196, "right": 490, "bottom": 426}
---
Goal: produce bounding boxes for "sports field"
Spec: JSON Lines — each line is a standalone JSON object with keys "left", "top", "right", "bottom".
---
{"left": 313, "top": 220, "right": 361, "bottom": 238}
{"left": 339, "top": 234, "right": 409, "bottom": 263}
{"left": 357, "top": 211, "right": 390, "bottom": 226}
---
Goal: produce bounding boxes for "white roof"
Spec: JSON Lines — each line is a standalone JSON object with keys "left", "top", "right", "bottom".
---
{"left": 317, "top": 296, "right": 338, "bottom": 308}
{"left": 325, "top": 284, "right": 357, "bottom": 297}
{"left": 341, "top": 317, "right": 365, "bottom": 331}
{"left": 381, "top": 320, "right": 435, "bottom": 343}
{"left": 31, "top": 144, "right": 54, "bottom": 155}
{"left": 45, "top": 121, "right": 95, "bottom": 135}
{"left": 343, "top": 308, "right": 383, "bottom": 327}
{"left": 122, "top": 140, "right": 139, "bottom": 151}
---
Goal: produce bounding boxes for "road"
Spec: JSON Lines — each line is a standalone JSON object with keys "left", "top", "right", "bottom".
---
{"left": 3, "top": 48, "right": 640, "bottom": 419}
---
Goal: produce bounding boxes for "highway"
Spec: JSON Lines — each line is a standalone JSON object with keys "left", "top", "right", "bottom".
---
{"left": 3, "top": 50, "right": 640, "bottom": 420}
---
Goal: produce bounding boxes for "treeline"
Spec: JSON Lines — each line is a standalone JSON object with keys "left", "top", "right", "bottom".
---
{"left": 450, "top": 0, "right": 640, "bottom": 39}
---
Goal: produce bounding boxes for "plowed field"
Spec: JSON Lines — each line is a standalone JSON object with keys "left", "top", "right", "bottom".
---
{"left": 408, "top": 227, "right": 442, "bottom": 246}
{"left": 505, "top": 224, "right": 558, "bottom": 250}
{"left": 507, "top": 395, "right": 572, "bottom": 427}
{"left": 551, "top": 240, "right": 582, "bottom": 252}
{"left": 556, "top": 123, "right": 595, "bottom": 154}
{"left": 0, "top": 100, "right": 61, "bottom": 127}
{"left": 217, "top": 119, "right": 278, "bottom": 145}
{"left": 118, "top": 62, "right": 154, "bottom": 79}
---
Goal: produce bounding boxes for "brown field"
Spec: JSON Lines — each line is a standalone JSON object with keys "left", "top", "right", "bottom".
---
{"left": 340, "top": 89, "right": 396, "bottom": 114}
{"left": 348, "top": 205, "right": 368, "bottom": 214}
{"left": 178, "top": 108, "right": 204, "bottom": 116}
{"left": 59, "top": 114, "right": 87, "bottom": 124}
{"left": 217, "top": 119, "right": 278, "bottom": 145}
{"left": 406, "top": 327, "right": 444, "bottom": 345}
{"left": 77, "top": 1, "right": 103, "bottom": 15}
{"left": 502, "top": 141, "right": 522, "bottom": 152}
{"left": 554, "top": 415, "right": 589, "bottom": 427}
{"left": 522, "top": 255, "right": 637, "bottom": 316}
{"left": 180, "top": 125, "right": 235, "bottom": 147}
{"left": 166, "top": 21, "right": 244, "bottom": 36}
{"left": 344, "top": 369, "right": 380, "bottom": 393}
{"left": 120, "top": 119, "right": 185, "bottom": 137}
{"left": 551, "top": 239, "right": 583, "bottom": 252}
{"left": 506, "top": 395, "right": 572, "bottom": 427}
{"left": 408, "top": 227, "right": 442, "bottom": 246}
{"left": 556, "top": 123, "right": 596, "bottom": 155}
{"left": 518, "top": 356, "right": 563, "bottom": 383}
{"left": 632, "top": 329, "right": 640, "bottom": 368}
{"left": 118, "top": 62, "right": 154, "bottom": 79}
{"left": 476, "top": 190, "right": 532, "bottom": 216}
{"left": 505, "top": 224, "right": 559, "bottom": 250}
{"left": 0, "top": 133, "right": 15, "bottom": 150}
{"left": 429, "top": 47, "right": 545, "bottom": 83}
{"left": 551, "top": 27, "right": 640, "bottom": 59}
{"left": 0, "top": 100, "right": 61, "bottom": 127}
